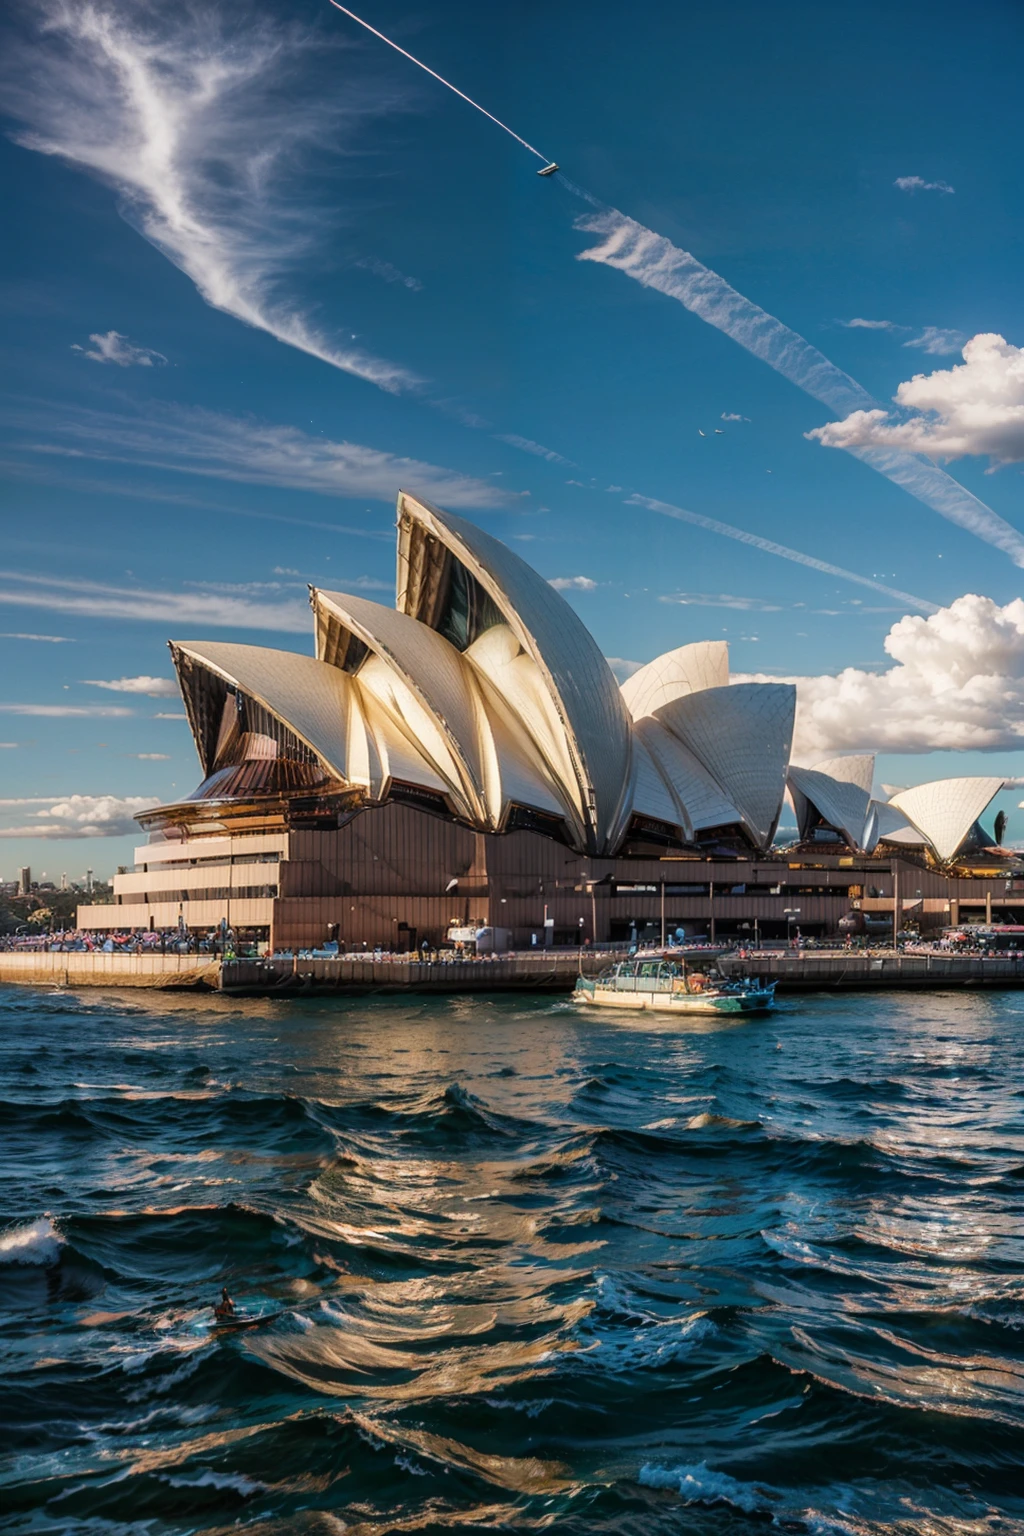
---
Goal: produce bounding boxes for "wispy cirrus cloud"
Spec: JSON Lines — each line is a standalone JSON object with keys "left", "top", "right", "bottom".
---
{"left": 659, "top": 592, "right": 783, "bottom": 612}
{"left": 3, "top": 1, "right": 418, "bottom": 393}
{"left": 839, "top": 317, "right": 903, "bottom": 331}
{"left": 12, "top": 400, "right": 515, "bottom": 510}
{"left": 548, "top": 575, "right": 597, "bottom": 591}
{"left": 0, "top": 702, "right": 134, "bottom": 717}
{"left": 494, "top": 434, "right": 576, "bottom": 467}
{"left": 903, "top": 325, "right": 968, "bottom": 356}
{"left": 0, "top": 570, "right": 312, "bottom": 632}
{"left": 71, "top": 329, "right": 166, "bottom": 366}
{"left": 894, "top": 175, "right": 954, "bottom": 194}
{"left": 355, "top": 256, "right": 423, "bottom": 292}
{"left": 0, "top": 456, "right": 396, "bottom": 541}
{"left": 84, "top": 675, "right": 179, "bottom": 697}
{"left": 0, "top": 631, "right": 74, "bottom": 642}
{"left": 576, "top": 207, "right": 1024, "bottom": 567}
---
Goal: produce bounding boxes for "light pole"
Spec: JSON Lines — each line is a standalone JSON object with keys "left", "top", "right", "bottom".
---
{"left": 784, "top": 907, "right": 801, "bottom": 947}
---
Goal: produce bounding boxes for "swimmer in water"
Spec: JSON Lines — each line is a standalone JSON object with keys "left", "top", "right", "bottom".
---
{"left": 214, "top": 1286, "right": 235, "bottom": 1321}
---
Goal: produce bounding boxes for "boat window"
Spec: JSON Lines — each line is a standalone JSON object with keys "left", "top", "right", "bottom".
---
{"left": 616, "top": 962, "right": 635, "bottom": 977}
{"left": 639, "top": 962, "right": 658, "bottom": 978}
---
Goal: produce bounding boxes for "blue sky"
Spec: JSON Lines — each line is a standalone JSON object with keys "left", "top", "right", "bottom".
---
{"left": 2, "top": 0, "right": 1024, "bottom": 878}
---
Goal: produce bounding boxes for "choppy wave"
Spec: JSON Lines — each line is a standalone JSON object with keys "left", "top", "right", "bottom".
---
{"left": 3, "top": 985, "right": 1024, "bottom": 1533}
{"left": 0, "top": 1215, "right": 64, "bottom": 1266}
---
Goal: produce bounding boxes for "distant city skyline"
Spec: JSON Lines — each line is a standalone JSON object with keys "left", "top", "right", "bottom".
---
{"left": 2, "top": 0, "right": 1024, "bottom": 872}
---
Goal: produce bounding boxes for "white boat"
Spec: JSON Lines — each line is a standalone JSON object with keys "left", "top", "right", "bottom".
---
{"left": 573, "top": 956, "right": 775, "bottom": 1016}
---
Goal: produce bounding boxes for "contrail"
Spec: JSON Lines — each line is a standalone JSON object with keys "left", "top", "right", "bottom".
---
{"left": 579, "top": 209, "right": 1024, "bottom": 569}
{"left": 327, "top": 2, "right": 550, "bottom": 162}
{"left": 323, "top": 7, "right": 1020, "bottom": 571}
{"left": 628, "top": 494, "right": 939, "bottom": 613}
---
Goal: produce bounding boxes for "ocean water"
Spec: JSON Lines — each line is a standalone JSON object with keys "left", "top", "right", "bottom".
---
{"left": 2, "top": 985, "right": 1024, "bottom": 1535}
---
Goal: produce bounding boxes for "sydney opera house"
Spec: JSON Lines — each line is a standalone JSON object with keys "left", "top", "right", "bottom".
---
{"left": 78, "top": 493, "right": 1016, "bottom": 947}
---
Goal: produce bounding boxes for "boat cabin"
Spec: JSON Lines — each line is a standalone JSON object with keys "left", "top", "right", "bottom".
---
{"left": 601, "top": 959, "right": 712, "bottom": 994}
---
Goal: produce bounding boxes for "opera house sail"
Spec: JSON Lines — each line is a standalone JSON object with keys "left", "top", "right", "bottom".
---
{"left": 77, "top": 492, "right": 1011, "bottom": 949}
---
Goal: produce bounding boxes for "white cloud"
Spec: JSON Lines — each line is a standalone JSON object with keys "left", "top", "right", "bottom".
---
{"left": 154, "top": 712, "right": 186, "bottom": 719}
{"left": 720, "top": 412, "right": 750, "bottom": 421}
{"left": 894, "top": 175, "right": 954, "bottom": 194}
{"left": 840, "top": 318, "right": 901, "bottom": 331}
{"left": 71, "top": 329, "right": 166, "bottom": 366}
{"left": 548, "top": 575, "right": 597, "bottom": 591}
{"left": 0, "top": 571, "right": 312, "bottom": 632}
{"left": 17, "top": 400, "right": 513, "bottom": 509}
{"left": 131, "top": 752, "right": 170, "bottom": 759}
{"left": 606, "top": 657, "right": 643, "bottom": 682}
{"left": 902, "top": 326, "right": 968, "bottom": 356}
{"left": 0, "top": 793, "right": 160, "bottom": 839}
{"left": 0, "top": 703, "right": 133, "bottom": 717}
{"left": 736, "top": 593, "right": 1024, "bottom": 758}
{"left": 0, "top": 632, "right": 73, "bottom": 642}
{"left": 660, "top": 592, "right": 783, "bottom": 611}
{"left": 355, "top": 257, "right": 423, "bottom": 292}
{"left": 0, "top": 743, "right": 19, "bottom": 749}
{"left": 495, "top": 434, "right": 575, "bottom": 466}
{"left": 575, "top": 207, "right": 1024, "bottom": 566}
{"left": 807, "top": 334, "right": 1024, "bottom": 466}
{"left": 4, "top": 2, "right": 417, "bottom": 394}
{"left": 85, "top": 675, "right": 179, "bottom": 697}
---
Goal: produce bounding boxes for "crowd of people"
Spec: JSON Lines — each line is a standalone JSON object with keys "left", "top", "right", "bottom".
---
{"left": 0, "top": 928, "right": 257, "bottom": 957}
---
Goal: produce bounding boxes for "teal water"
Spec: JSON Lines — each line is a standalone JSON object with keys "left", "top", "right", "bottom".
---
{"left": 2, "top": 985, "right": 1024, "bottom": 1534}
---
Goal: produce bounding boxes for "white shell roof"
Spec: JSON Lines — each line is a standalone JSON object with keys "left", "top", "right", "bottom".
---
{"left": 656, "top": 682, "right": 795, "bottom": 849}
{"left": 473, "top": 679, "right": 572, "bottom": 824}
{"left": 788, "top": 764, "right": 871, "bottom": 849}
{"left": 627, "top": 734, "right": 689, "bottom": 836}
{"left": 396, "top": 492, "right": 633, "bottom": 852}
{"left": 812, "top": 754, "right": 875, "bottom": 795}
{"left": 172, "top": 642, "right": 354, "bottom": 780}
{"left": 633, "top": 717, "right": 737, "bottom": 834}
{"left": 173, "top": 641, "right": 451, "bottom": 801}
{"left": 887, "top": 777, "right": 1005, "bottom": 863}
{"left": 312, "top": 589, "right": 487, "bottom": 821}
{"left": 620, "top": 641, "right": 729, "bottom": 721}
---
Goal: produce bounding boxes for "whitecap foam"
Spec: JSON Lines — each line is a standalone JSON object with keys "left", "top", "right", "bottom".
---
{"left": 639, "top": 1460, "right": 773, "bottom": 1513}
{"left": 163, "top": 1469, "right": 267, "bottom": 1496}
{"left": 0, "top": 1215, "right": 64, "bottom": 1267}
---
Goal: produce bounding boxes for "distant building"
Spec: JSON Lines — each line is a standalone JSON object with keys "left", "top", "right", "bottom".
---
{"left": 75, "top": 492, "right": 1017, "bottom": 948}
{"left": 17, "top": 867, "right": 31, "bottom": 897}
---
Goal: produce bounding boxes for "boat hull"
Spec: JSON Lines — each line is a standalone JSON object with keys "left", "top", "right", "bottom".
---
{"left": 573, "top": 984, "right": 774, "bottom": 1015}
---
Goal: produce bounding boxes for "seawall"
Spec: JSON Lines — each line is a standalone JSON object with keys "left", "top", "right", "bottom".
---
{"left": 0, "top": 952, "right": 220, "bottom": 990}
{"left": 219, "top": 953, "right": 604, "bottom": 994}
{"left": 5, "top": 948, "right": 1024, "bottom": 995}
{"left": 718, "top": 950, "right": 1024, "bottom": 989}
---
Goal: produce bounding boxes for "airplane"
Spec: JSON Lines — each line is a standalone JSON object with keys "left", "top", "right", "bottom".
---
{"left": 714, "top": 428, "right": 724, "bottom": 434}
{"left": 537, "top": 162, "right": 559, "bottom": 176}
